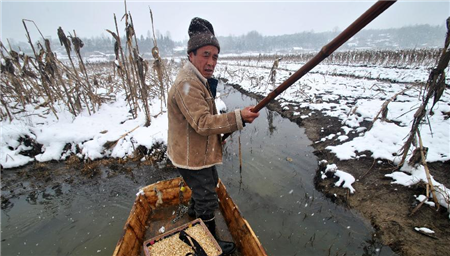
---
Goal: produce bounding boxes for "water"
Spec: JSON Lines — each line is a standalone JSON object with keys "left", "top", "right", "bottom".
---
{"left": 216, "top": 84, "right": 393, "bottom": 255}
{"left": 0, "top": 85, "right": 393, "bottom": 256}
{"left": 1, "top": 163, "right": 179, "bottom": 256}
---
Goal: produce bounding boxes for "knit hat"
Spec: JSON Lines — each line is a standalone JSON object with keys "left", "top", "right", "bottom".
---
{"left": 187, "top": 17, "right": 220, "bottom": 54}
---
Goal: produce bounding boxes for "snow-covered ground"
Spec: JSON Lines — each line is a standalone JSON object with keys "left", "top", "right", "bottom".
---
{"left": 1, "top": 55, "right": 449, "bottom": 217}
{"left": 216, "top": 58, "right": 450, "bottom": 215}
{"left": 0, "top": 89, "right": 228, "bottom": 169}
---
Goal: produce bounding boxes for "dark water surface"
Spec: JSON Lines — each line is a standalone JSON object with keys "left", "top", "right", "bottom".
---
{"left": 1, "top": 85, "right": 393, "bottom": 256}
{"left": 217, "top": 84, "right": 392, "bottom": 256}
{"left": 1, "top": 162, "right": 178, "bottom": 256}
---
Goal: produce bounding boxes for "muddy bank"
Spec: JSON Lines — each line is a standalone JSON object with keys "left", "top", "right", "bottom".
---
{"left": 2, "top": 86, "right": 394, "bottom": 256}
{"left": 228, "top": 83, "right": 450, "bottom": 256}
{"left": 1, "top": 143, "right": 176, "bottom": 213}
{"left": 0, "top": 144, "right": 181, "bottom": 256}
{"left": 2, "top": 83, "right": 448, "bottom": 255}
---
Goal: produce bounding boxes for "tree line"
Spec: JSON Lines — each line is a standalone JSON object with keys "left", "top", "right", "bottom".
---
{"left": 6, "top": 24, "right": 447, "bottom": 58}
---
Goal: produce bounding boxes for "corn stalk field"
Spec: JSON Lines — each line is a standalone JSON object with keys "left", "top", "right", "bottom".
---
{"left": 0, "top": 14, "right": 174, "bottom": 126}
{"left": 216, "top": 36, "right": 450, "bottom": 214}
{"left": 2, "top": 43, "right": 449, "bottom": 163}
{"left": 1, "top": 14, "right": 450, "bottom": 256}
{"left": 222, "top": 48, "right": 442, "bottom": 69}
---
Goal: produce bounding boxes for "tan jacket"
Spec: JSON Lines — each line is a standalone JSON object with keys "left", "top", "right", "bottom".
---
{"left": 167, "top": 61, "right": 244, "bottom": 170}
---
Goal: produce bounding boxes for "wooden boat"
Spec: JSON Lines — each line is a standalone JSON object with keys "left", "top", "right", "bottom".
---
{"left": 113, "top": 177, "right": 267, "bottom": 256}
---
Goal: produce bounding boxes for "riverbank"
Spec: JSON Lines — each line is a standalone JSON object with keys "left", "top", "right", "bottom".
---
{"left": 1, "top": 143, "right": 176, "bottom": 212}
{"left": 2, "top": 85, "right": 386, "bottom": 255}
{"left": 228, "top": 83, "right": 450, "bottom": 256}
{"left": 0, "top": 145, "right": 181, "bottom": 255}
{"left": 2, "top": 54, "right": 449, "bottom": 255}
{"left": 2, "top": 81, "right": 448, "bottom": 255}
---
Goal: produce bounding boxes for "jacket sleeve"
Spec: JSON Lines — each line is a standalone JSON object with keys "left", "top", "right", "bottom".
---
{"left": 173, "top": 80, "right": 244, "bottom": 136}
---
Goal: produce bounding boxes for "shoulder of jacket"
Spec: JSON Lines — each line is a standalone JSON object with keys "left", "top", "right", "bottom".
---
{"left": 173, "top": 76, "right": 202, "bottom": 91}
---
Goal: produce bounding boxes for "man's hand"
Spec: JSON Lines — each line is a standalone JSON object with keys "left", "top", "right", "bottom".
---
{"left": 241, "top": 106, "right": 260, "bottom": 123}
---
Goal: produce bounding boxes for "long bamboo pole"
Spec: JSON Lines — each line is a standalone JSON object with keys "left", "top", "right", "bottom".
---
{"left": 223, "top": 0, "right": 396, "bottom": 141}
{"left": 253, "top": 0, "right": 396, "bottom": 112}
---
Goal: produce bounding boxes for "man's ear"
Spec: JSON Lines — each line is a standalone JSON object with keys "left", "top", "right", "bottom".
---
{"left": 188, "top": 52, "right": 194, "bottom": 62}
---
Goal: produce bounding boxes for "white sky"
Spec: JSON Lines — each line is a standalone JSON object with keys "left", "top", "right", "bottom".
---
{"left": 1, "top": 0, "right": 449, "bottom": 43}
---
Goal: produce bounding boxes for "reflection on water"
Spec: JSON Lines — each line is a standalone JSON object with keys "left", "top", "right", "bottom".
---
{"left": 217, "top": 84, "right": 393, "bottom": 255}
{"left": 1, "top": 163, "right": 179, "bottom": 256}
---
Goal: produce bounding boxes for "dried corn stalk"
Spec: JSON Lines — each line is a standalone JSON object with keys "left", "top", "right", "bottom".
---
{"left": 150, "top": 7, "right": 168, "bottom": 112}
{"left": 397, "top": 17, "right": 450, "bottom": 168}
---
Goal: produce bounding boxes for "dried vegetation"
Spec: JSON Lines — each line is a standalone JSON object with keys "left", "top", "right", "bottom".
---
{"left": 0, "top": 6, "right": 173, "bottom": 127}
{"left": 222, "top": 48, "right": 443, "bottom": 69}
{"left": 372, "top": 18, "right": 450, "bottom": 212}
{"left": 222, "top": 18, "right": 450, "bottom": 217}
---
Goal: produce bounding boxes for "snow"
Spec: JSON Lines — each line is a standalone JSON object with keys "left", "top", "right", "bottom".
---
{"left": 1, "top": 92, "right": 168, "bottom": 167}
{"left": 86, "top": 56, "right": 110, "bottom": 63}
{"left": 327, "top": 121, "right": 409, "bottom": 161}
{"left": 415, "top": 195, "right": 436, "bottom": 208}
{"left": 387, "top": 164, "right": 450, "bottom": 216}
{"left": 1, "top": 52, "right": 449, "bottom": 218}
{"left": 0, "top": 88, "right": 228, "bottom": 169}
{"left": 215, "top": 94, "right": 227, "bottom": 112}
{"left": 414, "top": 227, "right": 435, "bottom": 234}
{"left": 321, "top": 163, "right": 356, "bottom": 193}
{"left": 215, "top": 56, "right": 449, "bottom": 213}
{"left": 136, "top": 189, "right": 145, "bottom": 197}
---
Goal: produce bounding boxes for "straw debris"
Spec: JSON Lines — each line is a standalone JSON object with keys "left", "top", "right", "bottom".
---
{"left": 147, "top": 224, "right": 220, "bottom": 256}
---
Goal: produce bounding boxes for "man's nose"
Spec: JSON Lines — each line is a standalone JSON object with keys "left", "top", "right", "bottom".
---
{"left": 206, "top": 57, "right": 215, "bottom": 66}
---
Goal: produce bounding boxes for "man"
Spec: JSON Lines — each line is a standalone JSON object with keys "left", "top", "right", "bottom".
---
{"left": 167, "top": 17, "right": 259, "bottom": 255}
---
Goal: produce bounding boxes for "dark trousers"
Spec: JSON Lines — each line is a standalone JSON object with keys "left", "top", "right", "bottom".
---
{"left": 178, "top": 166, "right": 219, "bottom": 218}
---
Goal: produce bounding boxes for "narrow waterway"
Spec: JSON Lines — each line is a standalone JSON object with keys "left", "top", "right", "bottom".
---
{"left": 217, "top": 84, "right": 392, "bottom": 255}
{"left": 1, "top": 85, "right": 393, "bottom": 256}
{"left": 1, "top": 161, "right": 179, "bottom": 256}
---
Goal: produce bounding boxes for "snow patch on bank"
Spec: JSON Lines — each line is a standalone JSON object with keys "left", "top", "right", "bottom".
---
{"left": 217, "top": 57, "right": 449, "bottom": 215}
{"left": 0, "top": 91, "right": 229, "bottom": 169}
{"left": 320, "top": 161, "right": 356, "bottom": 194}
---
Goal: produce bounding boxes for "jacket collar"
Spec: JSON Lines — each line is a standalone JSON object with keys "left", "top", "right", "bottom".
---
{"left": 184, "top": 61, "right": 207, "bottom": 85}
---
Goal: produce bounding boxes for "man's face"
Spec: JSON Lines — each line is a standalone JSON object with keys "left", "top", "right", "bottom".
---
{"left": 189, "top": 45, "right": 219, "bottom": 79}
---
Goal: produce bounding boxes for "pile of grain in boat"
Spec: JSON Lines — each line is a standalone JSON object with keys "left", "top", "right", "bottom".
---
{"left": 147, "top": 224, "right": 221, "bottom": 256}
